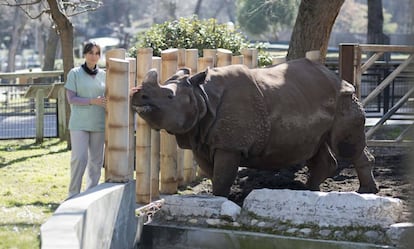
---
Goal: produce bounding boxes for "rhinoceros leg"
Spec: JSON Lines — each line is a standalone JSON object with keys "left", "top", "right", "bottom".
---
{"left": 352, "top": 147, "right": 378, "bottom": 193}
{"left": 330, "top": 95, "right": 379, "bottom": 193}
{"left": 212, "top": 149, "right": 240, "bottom": 197}
{"left": 306, "top": 142, "right": 338, "bottom": 191}
{"left": 193, "top": 153, "right": 213, "bottom": 178}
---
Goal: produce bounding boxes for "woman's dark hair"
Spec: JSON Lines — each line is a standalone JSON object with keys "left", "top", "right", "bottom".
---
{"left": 83, "top": 41, "right": 101, "bottom": 55}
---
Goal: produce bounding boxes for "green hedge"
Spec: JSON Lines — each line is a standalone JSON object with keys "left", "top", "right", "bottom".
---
{"left": 129, "top": 16, "right": 272, "bottom": 67}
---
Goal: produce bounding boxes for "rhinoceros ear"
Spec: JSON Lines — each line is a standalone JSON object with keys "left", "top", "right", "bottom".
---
{"left": 188, "top": 69, "right": 207, "bottom": 86}
{"left": 143, "top": 68, "right": 158, "bottom": 86}
{"left": 177, "top": 67, "right": 191, "bottom": 76}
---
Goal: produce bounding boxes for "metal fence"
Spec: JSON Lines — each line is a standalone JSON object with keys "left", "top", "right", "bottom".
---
{"left": 0, "top": 83, "right": 58, "bottom": 140}
{"left": 361, "top": 64, "right": 414, "bottom": 119}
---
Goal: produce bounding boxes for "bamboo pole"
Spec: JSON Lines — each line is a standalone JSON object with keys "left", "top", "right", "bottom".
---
{"left": 305, "top": 50, "right": 321, "bottom": 61}
{"left": 203, "top": 49, "right": 217, "bottom": 67}
{"left": 135, "top": 48, "right": 153, "bottom": 203}
{"left": 150, "top": 57, "right": 161, "bottom": 200}
{"left": 160, "top": 49, "right": 178, "bottom": 194}
{"left": 272, "top": 56, "right": 286, "bottom": 65}
{"left": 177, "top": 48, "right": 186, "bottom": 68}
{"left": 127, "top": 58, "right": 136, "bottom": 181}
{"left": 185, "top": 49, "right": 198, "bottom": 74}
{"left": 241, "top": 48, "right": 258, "bottom": 68}
{"left": 105, "top": 58, "right": 130, "bottom": 182}
{"left": 198, "top": 57, "right": 214, "bottom": 72}
{"left": 232, "top": 55, "right": 244, "bottom": 65}
{"left": 216, "top": 48, "right": 232, "bottom": 67}
{"left": 176, "top": 48, "right": 186, "bottom": 186}
{"left": 104, "top": 49, "right": 126, "bottom": 173}
{"left": 182, "top": 50, "right": 198, "bottom": 184}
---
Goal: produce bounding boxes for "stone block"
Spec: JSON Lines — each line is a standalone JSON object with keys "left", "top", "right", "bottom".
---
{"left": 161, "top": 195, "right": 240, "bottom": 219}
{"left": 243, "top": 189, "right": 403, "bottom": 227}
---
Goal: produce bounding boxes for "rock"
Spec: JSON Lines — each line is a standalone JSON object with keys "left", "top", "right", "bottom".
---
{"left": 319, "top": 229, "right": 331, "bottom": 237}
{"left": 243, "top": 189, "right": 403, "bottom": 227}
{"left": 220, "top": 200, "right": 241, "bottom": 221}
{"left": 386, "top": 222, "right": 414, "bottom": 245}
{"left": 363, "top": 230, "right": 380, "bottom": 242}
{"left": 206, "top": 218, "right": 221, "bottom": 226}
{"left": 161, "top": 194, "right": 227, "bottom": 218}
{"left": 299, "top": 228, "right": 312, "bottom": 236}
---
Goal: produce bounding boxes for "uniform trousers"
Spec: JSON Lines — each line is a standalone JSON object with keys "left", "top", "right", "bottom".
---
{"left": 68, "top": 130, "right": 105, "bottom": 198}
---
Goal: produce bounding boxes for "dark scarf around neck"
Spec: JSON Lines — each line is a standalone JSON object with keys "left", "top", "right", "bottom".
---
{"left": 81, "top": 63, "right": 98, "bottom": 75}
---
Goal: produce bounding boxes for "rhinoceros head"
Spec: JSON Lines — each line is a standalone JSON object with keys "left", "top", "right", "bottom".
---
{"left": 131, "top": 68, "right": 207, "bottom": 134}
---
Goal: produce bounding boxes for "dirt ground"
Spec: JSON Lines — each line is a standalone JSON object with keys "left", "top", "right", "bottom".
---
{"left": 183, "top": 152, "right": 413, "bottom": 223}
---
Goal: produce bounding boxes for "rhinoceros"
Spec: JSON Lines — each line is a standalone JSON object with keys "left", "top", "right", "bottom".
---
{"left": 131, "top": 58, "right": 379, "bottom": 197}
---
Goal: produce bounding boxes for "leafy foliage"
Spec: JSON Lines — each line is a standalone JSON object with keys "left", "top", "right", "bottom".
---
{"left": 236, "top": 0, "right": 298, "bottom": 39}
{"left": 129, "top": 16, "right": 249, "bottom": 57}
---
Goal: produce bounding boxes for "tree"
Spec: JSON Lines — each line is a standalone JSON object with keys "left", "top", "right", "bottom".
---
{"left": 287, "top": 0, "right": 344, "bottom": 62}
{"left": 6, "top": 7, "right": 27, "bottom": 73}
{"left": 236, "top": 0, "right": 298, "bottom": 41}
{"left": 367, "top": 0, "right": 389, "bottom": 45}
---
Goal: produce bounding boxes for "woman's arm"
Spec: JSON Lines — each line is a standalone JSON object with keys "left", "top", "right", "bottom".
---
{"left": 66, "top": 89, "right": 106, "bottom": 107}
{"left": 66, "top": 89, "right": 90, "bottom": 105}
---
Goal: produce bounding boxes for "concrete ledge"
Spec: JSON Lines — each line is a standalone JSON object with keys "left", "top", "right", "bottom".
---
{"left": 41, "top": 181, "right": 138, "bottom": 249}
{"left": 139, "top": 224, "right": 390, "bottom": 249}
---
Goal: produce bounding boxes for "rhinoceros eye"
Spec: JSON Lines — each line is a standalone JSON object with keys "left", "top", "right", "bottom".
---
{"left": 167, "top": 94, "right": 174, "bottom": 99}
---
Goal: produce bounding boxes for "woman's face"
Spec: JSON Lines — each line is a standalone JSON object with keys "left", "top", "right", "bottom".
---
{"left": 85, "top": 46, "right": 101, "bottom": 66}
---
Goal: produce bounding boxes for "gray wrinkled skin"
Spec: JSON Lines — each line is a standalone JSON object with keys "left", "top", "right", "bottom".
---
{"left": 131, "top": 58, "right": 378, "bottom": 197}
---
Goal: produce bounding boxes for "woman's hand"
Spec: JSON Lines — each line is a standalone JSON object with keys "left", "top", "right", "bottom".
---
{"left": 130, "top": 86, "right": 142, "bottom": 97}
{"left": 90, "top": 96, "right": 106, "bottom": 108}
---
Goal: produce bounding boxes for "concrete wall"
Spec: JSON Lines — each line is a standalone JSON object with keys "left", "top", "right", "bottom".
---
{"left": 40, "top": 181, "right": 138, "bottom": 249}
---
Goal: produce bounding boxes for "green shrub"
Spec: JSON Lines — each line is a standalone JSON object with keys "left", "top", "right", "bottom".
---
{"left": 129, "top": 16, "right": 248, "bottom": 57}
{"left": 129, "top": 16, "right": 273, "bottom": 67}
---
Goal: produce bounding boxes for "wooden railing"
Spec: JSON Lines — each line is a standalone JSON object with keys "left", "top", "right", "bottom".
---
{"left": 339, "top": 44, "right": 414, "bottom": 147}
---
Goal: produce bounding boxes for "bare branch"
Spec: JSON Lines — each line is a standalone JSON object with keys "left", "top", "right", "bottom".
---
{"left": 0, "top": 0, "right": 42, "bottom": 7}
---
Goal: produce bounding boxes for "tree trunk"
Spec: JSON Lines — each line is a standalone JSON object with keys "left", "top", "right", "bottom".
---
{"left": 287, "top": 0, "right": 344, "bottom": 63}
{"left": 34, "top": 26, "right": 59, "bottom": 85}
{"left": 194, "top": 0, "right": 203, "bottom": 16}
{"left": 47, "top": 0, "right": 74, "bottom": 148}
{"left": 43, "top": 26, "right": 59, "bottom": 72}
{"left": 6, "top": 8, "right": 27, "bottom": 73}
{"left": 367, "top": 0, "right": 389, "bottom": 45}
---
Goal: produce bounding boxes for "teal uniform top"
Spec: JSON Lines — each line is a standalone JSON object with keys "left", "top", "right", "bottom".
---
{"left": 64, "top": 67, "right": 106, "bottom": 132}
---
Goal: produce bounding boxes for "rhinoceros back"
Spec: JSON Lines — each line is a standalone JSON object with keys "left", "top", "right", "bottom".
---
{"left": 249, "top": 58, "right": 343, "bottom": 166}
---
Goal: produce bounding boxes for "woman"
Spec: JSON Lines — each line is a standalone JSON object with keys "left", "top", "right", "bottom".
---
{"left": 64, "top": 41, "right": 106, "bottom": 199}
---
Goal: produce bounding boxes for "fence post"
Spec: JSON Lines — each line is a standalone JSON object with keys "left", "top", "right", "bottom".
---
{"left": 150, "top": 57, "right": 162, "bottom": 201}
{"left": 203, "top": 49, "right": 217, "bottom": 67}
{"left": 136, "top": 48, "right": 153, "bottom": 203}
{"left": 35, "top": 89, "right": 45, "bottom": 143}
{"left": 183, "top": 49, "right": 198, "bottom": 184}
{"left": 232, "top": 55, "right": 244, "bottom": 65}
{"left": 160, "top": 49, "right": 178, "bottom": 194}
{"left": 57, "top": 87, "right": 67, "bottom": 140}
{"left": 185, "top": 49, "right": 198, "bottom": 74}
{"left": 198, "top": 57, "right": 214, "bottom": 72}
{"left": 176, "top": 48, "right": 186, "bottom": 186}
{"left": 127, "top": 58, "right": 136, "bottom": 180}
{"left": 105, "top": 58, "right": 130, "bottom": 182}
{"left": 216, "top": 49, "right": 232, "bottom": 67}
{"left": 242, "top": 48, "right": 258, "bottom": 68}
{"left": 104, "top": 49, "right": 126, "bottom": 173}
{"left": 339, "top": 43, "right": 361, "bottom": 98}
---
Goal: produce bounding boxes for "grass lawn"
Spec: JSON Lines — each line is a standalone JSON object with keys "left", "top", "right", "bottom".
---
{"left": 0, "top": 139, "right": 86, "bottom": 249}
